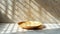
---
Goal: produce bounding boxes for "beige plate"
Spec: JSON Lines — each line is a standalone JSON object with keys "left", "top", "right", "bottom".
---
{"left": 18, "top": 21, "right": 45, "bottom": 30}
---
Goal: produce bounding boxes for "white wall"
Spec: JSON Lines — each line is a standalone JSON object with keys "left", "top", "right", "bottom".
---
{"left": 0, "top": 0, "right": 60, "bottom": 23}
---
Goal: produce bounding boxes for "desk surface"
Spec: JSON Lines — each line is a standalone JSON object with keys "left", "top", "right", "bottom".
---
{"left": 0, "top": 23, "right": 60, "bottom": 34}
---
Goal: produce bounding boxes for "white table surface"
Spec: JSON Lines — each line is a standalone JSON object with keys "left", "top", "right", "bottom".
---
{"left": 0, "top": 23, "right": 60, "bottom": 34}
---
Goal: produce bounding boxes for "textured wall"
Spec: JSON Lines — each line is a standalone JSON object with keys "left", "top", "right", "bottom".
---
{"left": 0, "top": 0, "right": 15, "bottom": 23}
{"left": 0, "top": 0, "right": 60, "bottom": 23}
{"left": 35, "top": 0, "right": 60, "bottom": 19}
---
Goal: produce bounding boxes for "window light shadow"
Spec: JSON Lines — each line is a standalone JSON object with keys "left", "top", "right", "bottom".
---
{"left": 0, "top": 23, "right": 60, "bottom": 34}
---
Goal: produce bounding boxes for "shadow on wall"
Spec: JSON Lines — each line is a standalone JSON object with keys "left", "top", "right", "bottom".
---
{"left": 0, "top": 11, "right": 2, "bottom": 23}
{"left": 0, "top": 11, "right": 14, "bottom": 23}
{"left": 35, "top": 0, "right": 60, "bottom": 20}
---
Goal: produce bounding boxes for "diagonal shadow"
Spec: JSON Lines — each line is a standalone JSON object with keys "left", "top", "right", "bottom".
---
{"left": 35, "top": 0, "right": 60, "bottom": 20}
{"left": 34, "top": 0, "right": 60, "bottom": 27}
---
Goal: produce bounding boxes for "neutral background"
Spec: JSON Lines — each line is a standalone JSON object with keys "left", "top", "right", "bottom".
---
{"left": 0, "top": 0, "right": 60, "bottom": 23}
